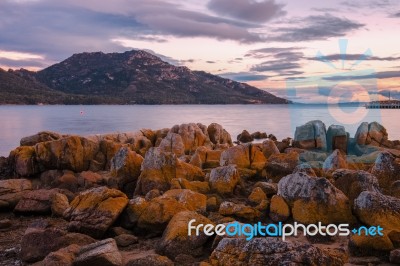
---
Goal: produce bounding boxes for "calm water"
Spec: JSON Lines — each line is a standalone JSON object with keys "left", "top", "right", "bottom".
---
{"left": 0, "top": 104, "right": 399, "bottom": 156}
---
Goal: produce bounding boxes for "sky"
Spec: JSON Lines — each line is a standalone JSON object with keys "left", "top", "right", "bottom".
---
{"left": 0, "top": 0, "right": 399, "bottom": 103}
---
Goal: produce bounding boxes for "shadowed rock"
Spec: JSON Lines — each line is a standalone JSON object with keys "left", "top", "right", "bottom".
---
{"left": 210, "top": 237, "right": 344, "bottom": 265}
{"left": 332, "top": 169, "right": 380, "bottom": 204}
{"left": 157, "top": 211, "right": 214, "bottom": 260}
{"left": 21, "top": 226, "right": 95, "bottom": 263}
{"left": 0, "top": 179, "right": 32, "bottom": 210}
{"left": 74, "top": 238, "right": 122, "bottom": 266}
{"left": 278, "top": 165, "right": 355, "bottom": 224}
{"left": 20, "top": 131, "right": 62, "bottom": 146}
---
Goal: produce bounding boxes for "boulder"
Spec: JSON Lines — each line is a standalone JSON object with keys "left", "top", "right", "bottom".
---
{"left": 351, "top": 143, "right": 381, "bottom": 158}
{"left": 131, "top": 129, "right": 156, "bottom": 155}
{"left": 170, "top": 123, "right": 213, "bottom": 154}
{"left": 261, "top": 139, "right": 280, "bottom": 159}
{"left": 8, "top": 146, "right": 38, "bottom": 176}
{"left": 265, "top": 151, "right": 299, "bottom": 182}
{"left": 99, "top": 140, "right": 124, "bottom": 169}
{"left": 109, "top": 147, "right": 143, "bottom": 192}
{"left": 35, "top": 136, "right": 99, "bottom": 172}
{"left": 77, "top": 171, "right": 104, "bottom": 189}
{"left": 154, "top": 128, "right": 171, "bottom": 146}
{"left": 20, "top": 227, "right": 95, "bottom": 263}
{"left": 355, "top": 121, "right": 388, "bottom": 146}
{"left": 209, "top": 165, "right": 240, "bottom": 195}
{"left": 354, "top": 122, "right": 369, "bottom": 146}
{"left": 368, "top": 122, "right": 388, "bottom": 146}
{"left": 278, "top": 166, "right": 354, "bottom": 224}
{"left": 253, "top": 182, "right": 278, "bottom": 196}
{"left": 74, "top": 238, "right": 122, "bottom": 266}
{"left": 122, "top": 197, "right": 149, "bottom": 228}
{"left": 237, "top": 130, "right": 253, "bottom": 143}
{"left": 134, "top": 148, "right": 177, "bottom": 195}
{"left": 251, "top": 131, "right": 268, "bottom": 139}
{"left": 64, "top": 187, "right": 128, "bottom": 238}
{"left": 354, "top": 191, "right": 400, "bottom": 232}
{"left": 249, "top": 144, "right": 268, "bottom": 171}
{"left": 0, "top": 179, "right": 32, "bottom": 210}
{"left": 158, "top": 132, "right": 185, "bottom": 156}
{"left": 114, "top": 234, "right": 138, "bottom": 247}
{"left": 176, "top": 160, "right": 205, "bottom": 181}
{"left": 14, "top": 189, "right": 60, "bottom": 214}
{"left": 371, "top": 151, "right": 400, "bottom": 193}
{"left": 207, "top": 123, "right": 232, "bottom": 146}
{"left": 390, "top": 249, "right": 400, "bottom": 264}
{"left": 209, "top": 237, "right": 343, "bottom": 266}
{"left": 134, "top": 148, "right": 204, "bottom": 196}
{"left": 220, "top": 144, "right": 266, "bottom": 171}
{"left": 144, "top": 189, "right": 162, "bottom": 200}
{"left": 293, "top": 120, "right": 327, "bottom": 151}
{"left": 39, "top": 170, "right": 76, "bottom": 191}
{"left": 269, "top": 195, "right": 290, "bottom": 222}
{"left": 322, "top": 149, "right": 348, "bottom": 172}
{"left": 96, "top": 130, "right": 154, "bottom": 157}
{"left": 161, "top": 189, "right": 207, "bottom": 213}
{"left": 124, "top": 252, "right": 174, "bottom": 266}
{"left": 219, "top": 201, "right": 261, "bottom": 221}
{"left": 220, "top": 144, "right": 250, "bottom": 168}
{"left": 332, "top": 169, "right": 380, "bottom": 203}
{"left": 349, "top": 234, "right": 394, "bottom": 255}
{"left": 207, "top": 197, "right": 218, "bottom": 212}
{"left": 89, "top": 151, "right": 107, "bottom": 172}
{"left": 347, "top": 150, "right": 381, "bottom": 166}
{"left": 157, "top": 211, "right": 214, "bottom": 259}
{"left": 0, "top": 156, "right": 11, "bottom": 179}
{"left": 326, "top": 125, "right": 347, "bottom": 153}
{"left": 189, "top": 146, "right": 222, "bottom": 169}
{"left": 298, "top": 150, "right": 328, "bottom": 163}
{"left": 109, "top": 226, "right": 133, "bottom": 236}
{"left": 275, "top": 138, "right": 291, "bottom": 152}
{"left": 40, "top": 244, "right": 80, "bottom": 266}
{"left": 124, "top": 196, "right": 188, "bottom": 233}
{"left": 171, "top": 178, "right": 210, "bottom": 194}
{"left": 51, "top": 192, "right": 70, "bottom": 217}
{"left": 20, "top": 131, "right": 62, "bottom": 146}
{"left": 248, "top": 187, "right": 267, "bottom": 204}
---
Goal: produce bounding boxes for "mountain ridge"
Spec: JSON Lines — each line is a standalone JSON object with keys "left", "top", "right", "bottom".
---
{"left": 1, "top": 50, "right": 290, "bottom": 104}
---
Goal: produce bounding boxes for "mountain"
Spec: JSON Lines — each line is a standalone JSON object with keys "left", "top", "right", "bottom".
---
{"left": 0, "top": 68, "right": 67, "bottom": 104}
{"left": 35, "top": 50, "right": 289, "bottom": 104}
{"left": 0, "top": 68, "right": 121, "bottom": 104}
{"left": 2, "top": 50, "right": 290, "bottom": 104}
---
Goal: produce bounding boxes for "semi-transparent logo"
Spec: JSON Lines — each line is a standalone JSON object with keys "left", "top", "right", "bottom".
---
{"left": 286, "top": 39, "right": 382, "bottom": 131}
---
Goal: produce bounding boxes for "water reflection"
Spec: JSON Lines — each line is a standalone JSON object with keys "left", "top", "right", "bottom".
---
{"left": 0, "top": 105, "right": 398, "bottom": 156}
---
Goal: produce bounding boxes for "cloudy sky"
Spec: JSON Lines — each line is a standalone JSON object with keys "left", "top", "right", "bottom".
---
{"left": 1, "top": 0, "right": 399, "bottom": 103}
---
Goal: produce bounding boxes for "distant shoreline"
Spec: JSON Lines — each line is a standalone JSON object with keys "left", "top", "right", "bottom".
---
{"left": 0, "top": 102, "right": 371, "bottom": 106}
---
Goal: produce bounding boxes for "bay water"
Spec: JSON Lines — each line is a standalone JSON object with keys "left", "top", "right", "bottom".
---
{"left": 0, "top": 104, "right": 398, "bottom": 156}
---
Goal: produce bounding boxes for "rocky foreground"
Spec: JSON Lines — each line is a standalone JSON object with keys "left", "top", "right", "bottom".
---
{"left": 1, "top": 121, "right": 400, "bottom": 265}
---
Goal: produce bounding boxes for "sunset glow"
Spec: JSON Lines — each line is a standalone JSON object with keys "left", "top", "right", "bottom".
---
{"left": 1, "top": 0, "right": 399, "bottom": 102}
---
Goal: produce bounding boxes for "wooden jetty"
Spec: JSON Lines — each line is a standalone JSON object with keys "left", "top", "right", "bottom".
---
{"left": 365, "top": 100, "right": 400, "bottom": 109}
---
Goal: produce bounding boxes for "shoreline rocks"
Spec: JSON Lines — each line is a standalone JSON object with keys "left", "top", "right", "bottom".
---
{"left": 1, "top": 120, "right": 400, "bottom": 265}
